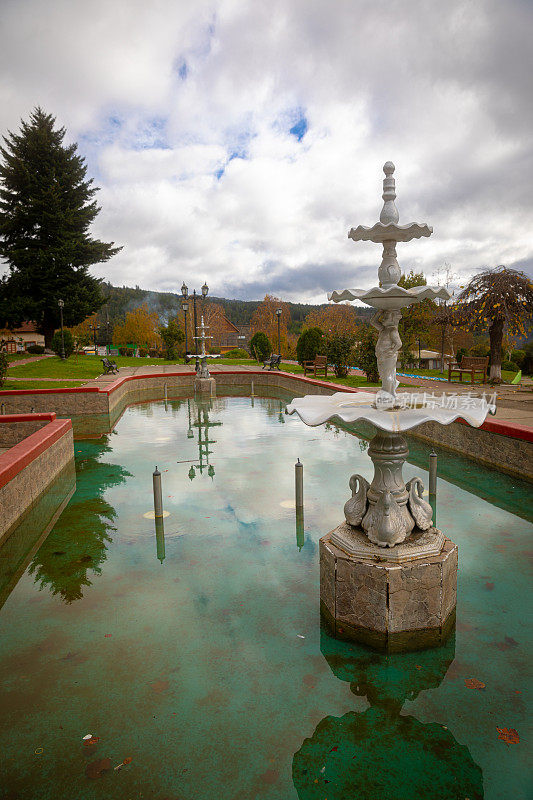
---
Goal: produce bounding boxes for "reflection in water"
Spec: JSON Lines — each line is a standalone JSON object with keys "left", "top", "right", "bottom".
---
{"left": 29, "top": 437, "right": 130, "bottom": 604}
{"left": 187, "top": 399, "right": 221, "bottom": 480}
{"left": 0, "top": 463, "right": 76, "bottom": 611}
{"left": 296, "top": 506, "right": 305, "bottom": 551}
{"left": 293, "top": 628, "right": 484, "bottom": 799}
{"left": 155, "top": 516, "right": 166, "bottom": 564}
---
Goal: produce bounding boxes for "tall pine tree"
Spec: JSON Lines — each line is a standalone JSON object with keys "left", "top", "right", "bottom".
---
{"left": 0, "top": 108, "right": 121, "bottom": 347}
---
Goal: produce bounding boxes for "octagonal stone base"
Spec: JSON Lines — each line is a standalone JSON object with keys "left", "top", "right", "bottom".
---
{"left": 194, "top": 377, "right": 216, "bottom": 396}
{"left": 320, "top": 527, "right": 457, "bottom": 653}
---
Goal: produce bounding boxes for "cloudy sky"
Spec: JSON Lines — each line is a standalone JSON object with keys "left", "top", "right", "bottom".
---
{"left": 1, "top": 0, "right": 532, "bottom": 303}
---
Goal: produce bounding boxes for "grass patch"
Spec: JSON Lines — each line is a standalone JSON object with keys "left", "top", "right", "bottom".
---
{"left": 0, "top": 380, "right": 86, "bottom": 391}
{"left": 6, "top": 354, "right": 184, "bottom": 379}
{"left": 278, "top": 362, "right": 381, "bottom": 388}
{"left": 6, "top": 353, "right": 44, "bottom": 363}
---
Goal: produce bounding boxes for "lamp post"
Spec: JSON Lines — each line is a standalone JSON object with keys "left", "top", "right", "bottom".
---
{"left": 89, "top": 324, "right": 100, "bottom": 353}
{"left": 58, "top": 299, "right": 65, "bottom": 360}
{"left": 276, "top": 308, "right": 282, "bottom": 356}
{"left": 181, "top": 281, "right": 209, "bottom": 371}
{"left": 182, "top": 299, "right": 189, "bottom": 363}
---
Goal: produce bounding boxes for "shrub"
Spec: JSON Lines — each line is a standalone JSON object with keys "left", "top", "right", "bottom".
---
{"left": 26, "top": 344, "right": 45, "bottom": 354}
{"left": 325, "top": 334, "right": 352, "bottom": 378}
{"left": 51, "top": 329, "right": 74, "bottom": 358}
{"left": 138, "top": 347, "right": 148, "bottom": 357}
{"left": 510, "top": 349, "right": 525, "bottom": 369}
{"left": 158, "top": 319, "right": 184, "bottom": 361}
{"left": 250, "top": 332, "right": 271, "bottom": 361}
{"left": 0, "top": 352, "right": 8, "bottom": 387}
{"left": 523, "top": 342, "right": 533, "bottom": 375}
{"left": 118, "top": 347, "right": 128, "bottom": 356}
{"left": 356, "top": 328, "right": 379, "bottom": 382}
{"left": 296, "top": 327, "right": 323, "bottom": 365}
{"left": 502, "top": 360, "right": 519, "bottom": 372}
{"left": 222, "top": 348, "right": 249, "bottom": 359}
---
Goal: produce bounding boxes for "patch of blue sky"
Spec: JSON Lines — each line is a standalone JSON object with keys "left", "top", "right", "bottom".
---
{"left": 131, "top": 116, "right": 170, "bottom": 150}
{"left": 173, "top": 58, "right": 188, "bottom": 80}
{"left": 289, "top": 109, "right": 308, "bottom": 141}
{"left": 272, "top": 106, "right": 309, "bottom": 141}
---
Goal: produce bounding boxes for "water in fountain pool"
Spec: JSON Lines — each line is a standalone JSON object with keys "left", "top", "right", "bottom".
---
{"left": 0, "top": 396, "right": 531, "bottom": 799}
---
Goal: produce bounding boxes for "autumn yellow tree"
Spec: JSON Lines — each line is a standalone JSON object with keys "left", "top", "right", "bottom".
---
{"left": 250, "top": 295, "right": 291, "bottom": 356}
{"left": 68, "top": 312, "right": 99, "bottom": 348}
{"left": 304, "top": 303, "right": 362, "bottom": 340}
{"left": 450, "top": 266, "right": 533, "bottom": 382}
{"left": 113, "top": 304, "right": 161, "bottom": 349}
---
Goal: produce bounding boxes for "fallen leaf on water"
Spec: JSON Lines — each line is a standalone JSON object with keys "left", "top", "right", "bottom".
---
{"left": 495, "top": 636, "right": 519, "bottom": 651}
{"left": 465, "top": 678, "right": 485, "bottom": 690}
{"left": 104, "top": 634, "right": 112, "bottom": 638}
{"left": 415, "top": 665, "right": 422, "bottom": 670}
{"left": 329, "top": 746, "right": 338, "bottom": 752}
{"left": 497, "top": 727, "right": 519, "bottom": 745}
{"left": 149, "top": 680, "right": 169, "bottom": 693}
{"left": 86, "top": 758, "right": 112, "bottom": 779}
{"left": 485, "top": 582, "right": 494, "bottom": 590}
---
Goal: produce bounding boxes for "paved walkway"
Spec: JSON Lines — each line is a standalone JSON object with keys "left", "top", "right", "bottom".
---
{"left": 79, "top": 363, "right": 533, "bottom": 430}
{"left": 7, "top": 354, "right": 55, "bottom": 368}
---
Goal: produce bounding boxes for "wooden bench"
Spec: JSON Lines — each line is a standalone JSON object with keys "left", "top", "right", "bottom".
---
{"left": 303, "top": 355, "right": 328, "bottom": 378}
{"left": 263, "top": 354, "right": 282, "bottom": 370}
{"left": 101, "top": 357, "right": 119, "bottom": 375}
{"left": 448, "top": 356, "right": 489, "bottom": 384}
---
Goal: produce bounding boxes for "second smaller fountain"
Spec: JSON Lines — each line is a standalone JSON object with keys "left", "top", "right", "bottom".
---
{"left": 194, "top": 316, "right": 218, "bottom": 396}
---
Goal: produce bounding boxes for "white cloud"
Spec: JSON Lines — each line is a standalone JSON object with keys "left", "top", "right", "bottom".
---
{"left": 1, "top": 0, "right": 532, "bottom": 303}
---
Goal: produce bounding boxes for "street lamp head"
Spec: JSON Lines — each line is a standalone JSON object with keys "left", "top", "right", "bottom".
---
{"left": 201, "top": 282, "right": 209, "bottom": 297}
{"left": 182, "top": 300, "right": 189, "bottom": 312}
{"left": 58, "top": 299, "right": 64, "bottom": 308}
{"left": 276, "top": 308, "right": 282, "bottom": 316}
{"left": 181, "top": 282, "right": 188, "bottom": 298}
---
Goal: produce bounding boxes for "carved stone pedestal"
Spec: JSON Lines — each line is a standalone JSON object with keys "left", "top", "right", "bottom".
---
{"left": 194, "top": 377, "right": 216, "bottom": 396}
{"left": 320, "top": 524, "right": 457, "bottom": 652}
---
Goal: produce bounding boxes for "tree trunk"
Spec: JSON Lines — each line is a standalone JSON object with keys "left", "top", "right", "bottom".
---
{"left": 489, "top": 318, "right": 504, "bottom": 383}
{"left": 43, "top": 327, "right": 55, "bottom": 351}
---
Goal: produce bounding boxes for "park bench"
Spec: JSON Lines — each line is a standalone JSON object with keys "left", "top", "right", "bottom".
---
{"left": 263, "top": 354, "right": 282, "bottom": 370}
{"left": 448, "top": 356, "right": 489, "bottom": 384}
{"left": 303, "top": 355, "right": 328, "bottom": 378}
{"left": 101, "top": 357, "right": 119, "bottom": 375}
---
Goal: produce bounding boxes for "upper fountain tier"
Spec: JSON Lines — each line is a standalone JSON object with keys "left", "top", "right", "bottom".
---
{"left": 328, "top": 161, "right": 450, "bottom": 309}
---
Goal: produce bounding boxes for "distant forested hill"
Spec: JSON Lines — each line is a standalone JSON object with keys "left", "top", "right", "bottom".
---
{"left": 98, "top": 282, "right": 371, "bottom": 330}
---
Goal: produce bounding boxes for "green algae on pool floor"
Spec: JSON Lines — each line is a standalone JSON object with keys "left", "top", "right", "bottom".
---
{"left": 0, "top": 396, "right": 531, "bottom": 799}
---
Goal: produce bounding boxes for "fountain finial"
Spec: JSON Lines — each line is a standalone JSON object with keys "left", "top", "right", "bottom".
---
{"left": 380, "top": 161, "right": 399, "bottom": 225}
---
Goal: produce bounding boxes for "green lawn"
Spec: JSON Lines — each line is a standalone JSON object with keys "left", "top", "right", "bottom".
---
{"left": 6, "top": 354, "right": 186, "bottom": 379}
{"left": 278, "top": 362, "right": 381, "bottom": 388}
{"left": 0, "top": 380, "right": 87, "bottom": 390}
{"left": 397, "top": 366, "right": 517, "bottom": 383}
{"left": 4, "top": 354, "right": 519, "bottom": 386}
{"left": 6, "top": 353, "right": 41, "bottom": 362}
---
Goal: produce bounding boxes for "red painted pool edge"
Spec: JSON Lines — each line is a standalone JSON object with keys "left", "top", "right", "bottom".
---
{"left": 1, "top": 369, "right": 531, "bottom": 442}
{"left": 0, "top": 415, "right": 72, "bottom": 489}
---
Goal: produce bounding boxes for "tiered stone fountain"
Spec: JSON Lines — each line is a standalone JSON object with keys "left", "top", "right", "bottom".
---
{"left": 287, "top": 162, "right": 495, "bottom": 651}
{"left": 194, "top": 316, "right": 217, "bottom": 396}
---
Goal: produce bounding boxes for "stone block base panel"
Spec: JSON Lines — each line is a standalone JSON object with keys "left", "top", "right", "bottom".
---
{"left": 320, "top": 529, "right": 457, "bottom": 653}
{"left": 194, "top": 377, "right": 216, "bottom": 396}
